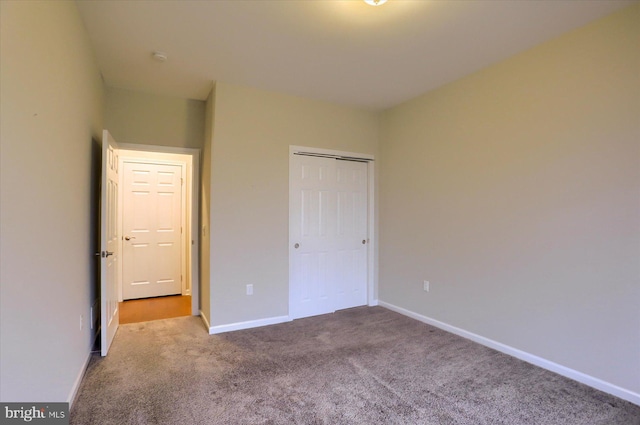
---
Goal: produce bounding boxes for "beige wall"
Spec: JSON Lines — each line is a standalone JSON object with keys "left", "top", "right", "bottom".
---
{"left": 207, "top": 82, "right": 379, "bottom": 326}
{"left": 0, "top": 1, "right": 104, "bottom": 402}
{"left": 105, "top": 86, "right": 205, "bottom": 149}
{"left": 379, "top": 4, "right": 639, "bottom": 394}
{"left": 1, "top": 0, "right": 635, "bottom": 405}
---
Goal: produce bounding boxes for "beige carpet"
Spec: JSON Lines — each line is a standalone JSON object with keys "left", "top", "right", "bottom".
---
{"left": 71, "top": 307, "right": 640, "bottom": 424}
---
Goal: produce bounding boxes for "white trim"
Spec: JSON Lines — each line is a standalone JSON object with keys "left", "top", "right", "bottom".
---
{"left": 368, "top": 299, "right": 379, "bottom": 307}
{"left": 188, "top": 151, "right": 200, "bottom": 315}
{"left": 68, "top": 352, "right": 92, "bottom": 407}
{"left": 208, "top": 315, "right": 291, "bottom": 335}
{"left": 378, "top": 301, "right": 640, "bottom": 407}
{"left": 366, "top": 160, "right": 376, "bottom": 306}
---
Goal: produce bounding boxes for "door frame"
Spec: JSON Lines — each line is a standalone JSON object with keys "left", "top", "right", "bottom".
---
{"left": 117, "top": 143, "right": 201, "bottom": 316}
{"left": 288, "top": 145, "right": 377, "bottom": 317}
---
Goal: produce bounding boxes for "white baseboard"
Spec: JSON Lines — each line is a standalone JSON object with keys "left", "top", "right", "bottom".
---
{"left": 208, "top": 315, "right": 291, "bottom": 335}
{"left": 368, "top": 299, "right": 379, "bottom": 307}
{"left": 378, "top": 300, "right": 640, "bottom": 407}
{"left": 68, "top": 351, "right": 92, "bottom": 408}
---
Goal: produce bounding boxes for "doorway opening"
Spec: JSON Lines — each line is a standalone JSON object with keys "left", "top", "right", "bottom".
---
{"left": 117, "top": 144, "right": 200, "bottom": 322}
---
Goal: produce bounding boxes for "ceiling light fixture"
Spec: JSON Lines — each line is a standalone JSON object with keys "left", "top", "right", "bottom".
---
{"left": 364, "top": 0, "right": 387, "bottom": 5}
{"left": 152, "top": 51, "right": 167, "bottom": 62}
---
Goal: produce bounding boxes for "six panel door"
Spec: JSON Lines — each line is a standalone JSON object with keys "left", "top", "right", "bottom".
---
{"left": 122, "top": 162, "right": 183, "bottom": 300}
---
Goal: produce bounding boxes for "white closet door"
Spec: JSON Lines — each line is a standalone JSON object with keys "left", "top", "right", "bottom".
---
{"left": 334, "top": 160, "right": 368, "bottom": 311}
{"left": 290, "top": 154, "right": 368, "bottom": 320}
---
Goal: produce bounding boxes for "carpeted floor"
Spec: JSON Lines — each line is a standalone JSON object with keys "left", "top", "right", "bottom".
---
{"left": 71, "top": 307, "right": 640, "bottom": 424}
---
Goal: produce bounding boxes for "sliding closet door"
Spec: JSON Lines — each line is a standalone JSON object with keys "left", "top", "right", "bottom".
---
{"left": 334, "top": 159, "right": 368, "bottom": 311}
{"left": 289, "top": 154, "right": 368, "bottom": 320}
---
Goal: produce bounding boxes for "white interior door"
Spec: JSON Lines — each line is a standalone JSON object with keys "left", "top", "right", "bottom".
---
{"left": 100, "top": 130, "right": 119, "bottom": 356}
{"left": 289, "top": 154, "right": 368, "bottom": 320}
{"left": 122, "top": 162, "right": 183, "bottom": 300}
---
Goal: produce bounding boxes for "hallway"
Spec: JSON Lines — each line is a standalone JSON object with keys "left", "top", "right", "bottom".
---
{"left": 119, "top": 295, "right": 191, "bottom": 324}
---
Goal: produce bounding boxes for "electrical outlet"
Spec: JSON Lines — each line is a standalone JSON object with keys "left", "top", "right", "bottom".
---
{"left": 80, "top": 315, "right": 84, "bottom": 330}
{"left": 423, "top": 280, "right": 430, "bottom": 292}
{"left": 246, "top": 284, "right": 253, "bottom": 295}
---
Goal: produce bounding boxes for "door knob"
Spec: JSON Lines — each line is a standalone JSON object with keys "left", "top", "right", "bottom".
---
{"left": 124, "top": 236, "right": 135, "bottom": 241}
{"left": 101, "top": 251, "right": 114, "bottom": 258}
{"left": 294, "top": 243, "right": 300, "bottom": 249}
{"left": 362, "top": 240, "right": 366, "bottom": 244}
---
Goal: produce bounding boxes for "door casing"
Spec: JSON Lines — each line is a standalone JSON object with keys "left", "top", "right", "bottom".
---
{"left": 117, "top": 144, "right": 200, "bottom": 316}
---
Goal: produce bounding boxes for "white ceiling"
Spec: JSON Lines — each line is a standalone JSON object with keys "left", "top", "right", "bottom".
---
{"left": 77, "top": 0, "right": 635, "bottom": 110}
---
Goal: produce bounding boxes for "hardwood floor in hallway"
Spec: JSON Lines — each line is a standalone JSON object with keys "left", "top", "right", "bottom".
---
{"left": 119, "top": 295, "right": 191, "bottom": 324}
